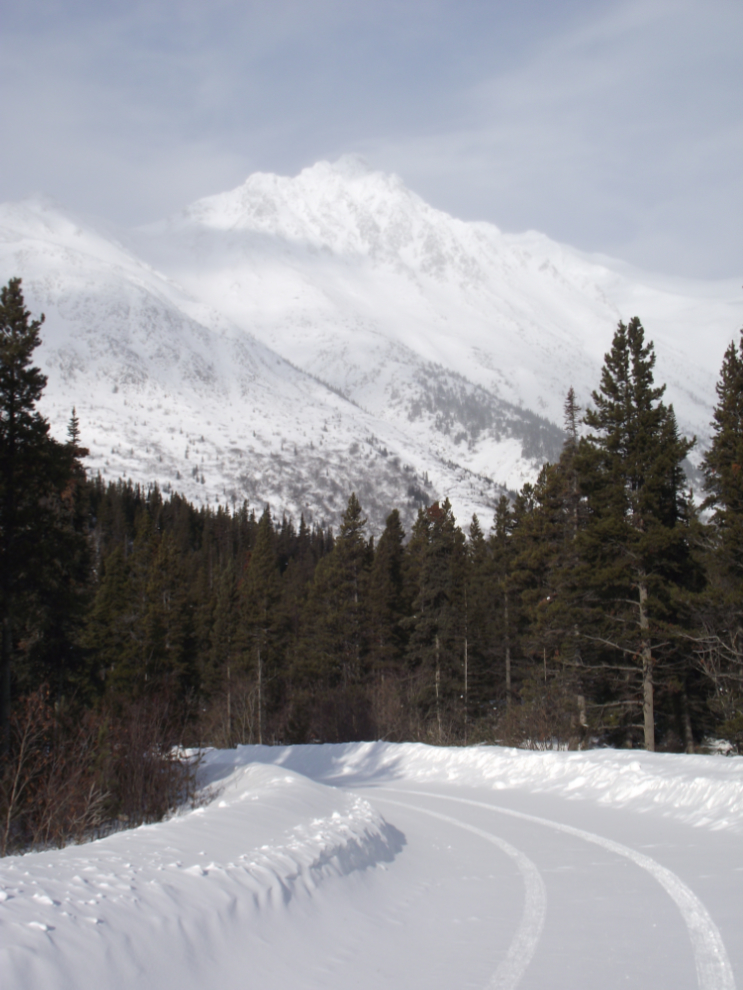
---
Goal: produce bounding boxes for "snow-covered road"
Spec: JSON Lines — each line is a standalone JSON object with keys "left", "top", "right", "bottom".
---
{"left": 366, "top": 785, "right": 737, "bottom": 989}
{"left": 2, "top": 744, "right": 742, "bottom": 989}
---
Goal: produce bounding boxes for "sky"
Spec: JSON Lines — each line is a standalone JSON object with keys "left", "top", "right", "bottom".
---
{"left": 2, "top": 0, "right": 742, "bottom": 278}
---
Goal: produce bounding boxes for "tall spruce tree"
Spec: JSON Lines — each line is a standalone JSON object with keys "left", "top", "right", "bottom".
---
{"left": 489, "top": 495, "right": 518, "bottom": 706}
{"left": 367, "top": 508, "right": 407, "bottom": 676}
{"left": 0, "top": 279, "right": 85, "bottom": 743}
{"left": 578, "top": 317, "right": 694, "bottom": 750}
{"left": 242, "top": 507, "right": 283, "bottom": 743}
{"left": 406, "top": 500, "right": 467, "bottom": 741}
{"left": 517, "top": 390, "right": 588, "bottom": 671}
{"left": 142, "top": 531, "right": 195, "bottom": 696}
{"left": 80, "top": 544, "right": 134, "bottom": 695}
{"left": 464, "top": 514, "right": 494, "bottom": 734}
{"left": 702, "top": 331, "right": 743, "bottom": 584}
{"left": 296, "top": 494, "right": 371, "bottom": 690}
{"left": 695, "top": 330, "right": 743, "bottom": 745}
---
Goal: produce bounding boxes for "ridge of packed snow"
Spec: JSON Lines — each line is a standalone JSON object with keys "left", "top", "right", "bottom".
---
{"left": 0, "top": 761, "right": 401, "bottom": 988}
{"left": 235, "top": 742, "right": 743, "bottom": 834}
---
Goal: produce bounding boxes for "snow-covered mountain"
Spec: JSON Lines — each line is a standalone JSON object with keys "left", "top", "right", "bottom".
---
{"left": 0, "top": 197, "right": 443, "bottom": 531}
{"left": 1, "top": 157, "right": 741, "bottom": 531}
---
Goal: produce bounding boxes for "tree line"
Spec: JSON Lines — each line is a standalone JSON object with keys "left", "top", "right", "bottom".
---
{"left": 1, "top": 278, "right": 743, "bottom": 846}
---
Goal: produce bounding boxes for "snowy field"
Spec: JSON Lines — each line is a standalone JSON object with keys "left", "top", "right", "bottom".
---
{"left": 2, "top": 743, "right": 742, "bottom": 989}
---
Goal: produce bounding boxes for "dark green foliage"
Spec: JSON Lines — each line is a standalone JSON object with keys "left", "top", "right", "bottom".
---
{"left": 5, "top": 283, "right": 743, "bottom": 767}
{"left": 367, "top": 509, "right": 408, "bottom": 675}
{"left": 690, "top": 329, "right": 743, "bottom": 747}
{"left": 575, "top": 318, "right": 696, "bottom": 749}
{"left": 0, "top": 280, "right": 89, "bottom": 743}
{"left": 488, "top": 495, "right": 518, "bottom": 705}
{"left": 703, "top": 331, "right": 743, "bottom": 584}
{"left": 295, "top": 494, "right": 371, "bottom": 691}
{"left": 242, "top": 508, "right": 285, "bottom": 743}
{"left": 406, "top": 499, "right": 468, "bottom": 741}
{"left": 81, "top": 545, "right": 134, "bottom": 693}
{"left": 461, "top": 515, "right": 492, "bottom": 723}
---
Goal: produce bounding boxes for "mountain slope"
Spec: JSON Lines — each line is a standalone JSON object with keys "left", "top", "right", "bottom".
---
{"left": 0, "top": 198, "right": 444, "bottom": 531}
{"left": 133, "top": 155, "right": 742, "bottom": 452}
{"left": 1, "top": 159, "right": 740, "bottom": 531}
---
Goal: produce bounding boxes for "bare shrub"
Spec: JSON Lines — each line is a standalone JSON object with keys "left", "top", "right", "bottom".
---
{"left": 495, "top": 668, "right": 589, "bottom": 750}
{"left": 103, "top": 694, "right": 200, "bottom": 828}
{"left": 0, "top": 689, "right": 200, "bottom": 856}
{"left": 369, "top": 675, "right": 410, "bottom": 742}
{"left": 198, "top": 674, "right": 261, "bottom": 748}
{"left": 1, "top": 688, "right": 107, "bottom": 855}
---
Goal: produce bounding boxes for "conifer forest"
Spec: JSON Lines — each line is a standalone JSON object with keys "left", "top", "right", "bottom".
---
{"left": 2, "top": 276, "right": 743, "bottom": 851}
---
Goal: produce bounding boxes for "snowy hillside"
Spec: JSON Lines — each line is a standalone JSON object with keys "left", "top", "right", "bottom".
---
{"left": 2, "top": 743, "right": 741, "bottom": 989}
{"left": 1, "top": 158, "right": 741, "bottom": 530}
{"left": 0, "top": 198, "right": 447, "bottom": 531}
{"left": 133, "top": 155, "right": 742, "bottom": 450}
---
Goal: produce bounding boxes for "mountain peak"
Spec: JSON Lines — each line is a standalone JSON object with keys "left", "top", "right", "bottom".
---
{"left": 305, "top": 154, "right": 377, "bottom": 182}
{"left": 168, "top": 156, "right": 419, "bottom": 242}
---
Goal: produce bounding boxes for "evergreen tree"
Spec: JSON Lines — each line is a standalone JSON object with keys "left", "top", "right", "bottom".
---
{"left": 702, "top": 331, "right": 743, "bottom": 584}
{"left": 367, "top": 509, "right": 407, "bottom": 676}
{"left": 281, "top": 515, "right": 321, "bottom": 641}
{"left": 513, "top": 390, "right": 589, "bottom": 674}
{"left": 488, "top": 495, "right": 518, "bottom": 707}
{"left": 80, "top": 544, "right": 134, "bottom": 694}
{"left": 406, "top": 500, "right": 467, "bottom": 741}
{"left": 291, "top": 494, "right": 372, "bottom": 741}
{"left": 242, "top": 507, "right": 284, "bottom": 743}
{"left": 91, "top": 507, "right": 158, "bottom": 699}
{"left": 464, "top": 514, "right": 495, "bottom": 736}
{"left": 0, "top": 279, "right": 85, "bottom": 742}
{"left": 577, "top": 318, "right": 695, "bottom": 750}
{"left": 142, "top": 531, "right": 195, "bottom": 696}
{"left": 693, "top": 330, "right": 743, "bottom": 746}
{"left": 207, "top": 560, "right": 240, "bottom": 695}
{"left": 298, "top": 494, "right": 370, "bottom": 689}
{"left": 22, "top": 407, "right": 92, "bottom": 699}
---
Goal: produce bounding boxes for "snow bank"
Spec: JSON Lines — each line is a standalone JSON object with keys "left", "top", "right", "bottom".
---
{"left": 0, "top": 762, "right": 402, "bottom": 989}
{"left": 234, "top": 741, "right": 743, "bottom": 834}
{"left": 3, "top": 741, "right": 741, "bottom": 988}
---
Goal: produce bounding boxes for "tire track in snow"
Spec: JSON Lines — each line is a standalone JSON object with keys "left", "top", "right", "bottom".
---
{"left": 391, "top": 789, "right": 735, "bottom": 990}
{"left": 376, "top": 796, "right": 546, "bottom": 990}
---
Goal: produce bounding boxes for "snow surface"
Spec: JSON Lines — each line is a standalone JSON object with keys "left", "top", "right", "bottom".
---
{"left": 2, "top": 743, "right": 741, "bottom": 989}
{"left": 133, "top": 156, "right": 742, "bottom": 446}
{"left": 1, "top": 159, "right": 741, "bottom": 531}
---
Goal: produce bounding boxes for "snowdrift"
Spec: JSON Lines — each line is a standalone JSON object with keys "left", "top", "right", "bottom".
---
{"left": 2, "top": 742, "right": 741, "bottom": 989}
{"left": 0, "top": 760, "right": 401, "bottom": 989}
{"left": 222, "top": 741, "right": 743, "bottom": 834}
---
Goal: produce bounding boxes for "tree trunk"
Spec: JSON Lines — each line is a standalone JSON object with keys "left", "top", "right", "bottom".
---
{"left": 463, "top": 633, "right": 468, "bottom": 746}
{"left": 257, "top": 646, "right": 263, "bottom": 746}
{"left": 435, "top": 633, "right": 442, "bottom": 744}
{"left": 1, "top": 613, "right": 12, "bottom": 753}
{"left": 226, "top": 663, "right": 231, "bottom": 743}
{"left": 681, "top": 683, "right": 695, "bottom": 754}
{"left": 504, "top": 592, "right": 511, "bottom": 708}
{"left": 463, "top": 587, "right": 468, "bottom": 745}
{"left": 638, "top": 574, "right": 655, "bottom": 752}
